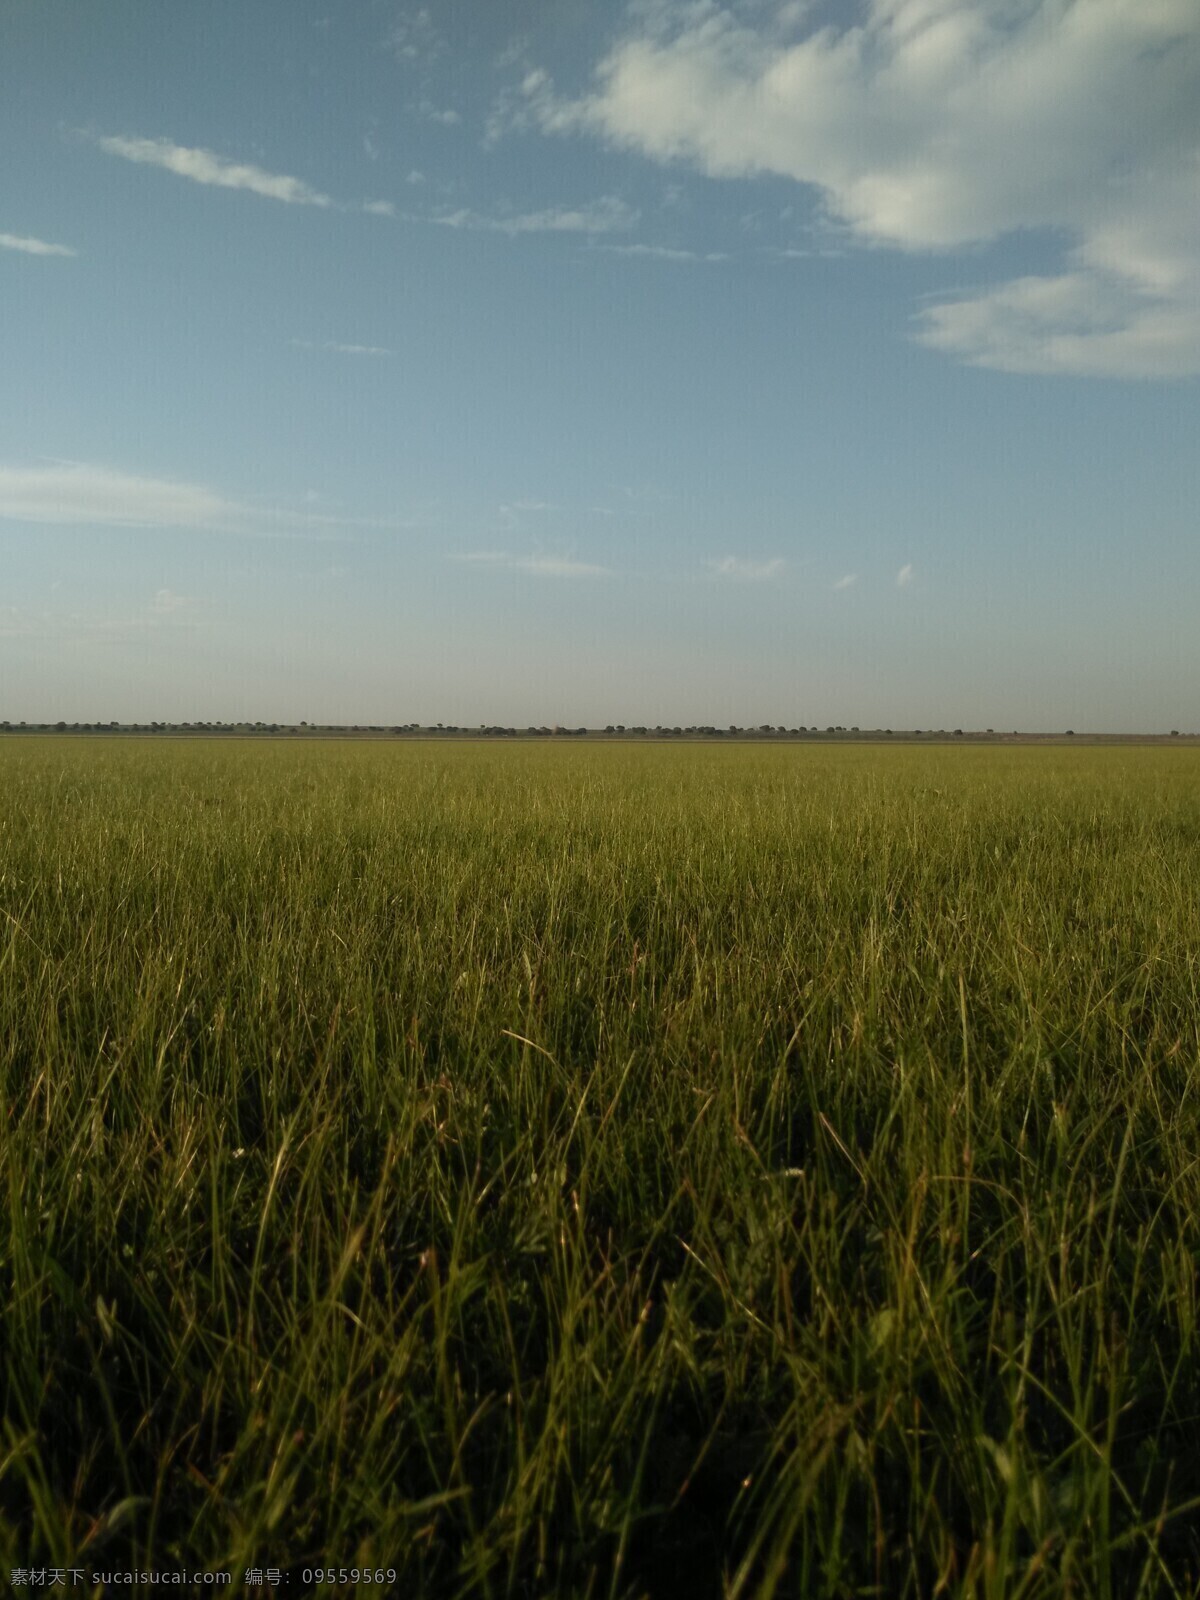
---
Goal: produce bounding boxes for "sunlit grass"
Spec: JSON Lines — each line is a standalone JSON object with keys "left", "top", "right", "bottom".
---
{"left": 2, "top": 738, "right": 1199, "bottom": 1596}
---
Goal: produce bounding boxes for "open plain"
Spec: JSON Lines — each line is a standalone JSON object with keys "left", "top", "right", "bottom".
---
{"left": 3, "top": 738, "right": 1200, "bottom": 1596}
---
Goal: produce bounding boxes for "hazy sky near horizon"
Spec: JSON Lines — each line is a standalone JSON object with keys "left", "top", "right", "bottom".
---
{"left": 2, "top": 0, "right": 1198, "bottom": 730}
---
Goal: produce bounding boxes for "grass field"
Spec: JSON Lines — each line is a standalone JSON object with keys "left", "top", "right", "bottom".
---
{"left": 3, "top": 738, "right": 1200, "bottom": 1597}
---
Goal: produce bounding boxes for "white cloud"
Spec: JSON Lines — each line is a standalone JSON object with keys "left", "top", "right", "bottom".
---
{"left": 93, "top": 134, "right": 335, "bottom": 206}
{"left": 913, "top": 258, "right": 1200, "bottom": 377}
{"left": 0, "top": 591, "right": 197, "bottom": 642}
{"left": 431, "top": 196, "right": 638, "bottom": 237}
{"left": 615, "top": 483, "right": 676, "bottom": 503}
{"left": 0, "top": 461, "right": 409, "bottom": 537}
{"left": 91, "top": 132, "right": 393, "bottom": 216}
{"left": 769, "top": 245, "right": 845, "bottom": 260}
{"left": 0, "top": 462, "right": 235, "bottom": 529}
{"left": 419, "top": 102, "right": 462, "bottom": 127}
{"left": 0, "top": 231, "right": 76, "bottom": 257}
{"left": 520, "top": 555, "right": 609, "bottom": 577}
{"left": 526, "top": 0, "right": 1200, "bottom": 377}
{"left": 389, "top": 7, "right": 443, "bottom": 62}
{"left": 896, "top": 563, "right": 914, "bottom": 588}
{"left": 705, "top": 555, "right": 785, "bottom": 580}
{"left": 0, "top": 605, "right": 44, "bottom": 639}
{"left": 595, "top": 241, "right": 728, "bottom": 261}
{"left": 291, "top": 338, "right": 392, "bottom": 356}
{"left": 833, "top": 572, "right": 857, "bottom": 590}
{"left": 452, "top": 550, "right": 609, "bottom": 577}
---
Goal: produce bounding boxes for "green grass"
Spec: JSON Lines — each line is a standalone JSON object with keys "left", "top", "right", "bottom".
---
{"left": 2, "top": 738, "right": 1200, "bottom": 1597}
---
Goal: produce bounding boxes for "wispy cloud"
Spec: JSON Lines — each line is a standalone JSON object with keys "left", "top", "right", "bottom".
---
{"left": 500, "top": 499, "right": 560, "bottom": 516}
{"left": 430, "top": 196, "right": 637, "bottom": 237}
{"left": 0, "top": 231, "right": 76, "bottom": 257}
{"left": 291, "top": 338, "right": 392, "bottom": 356}
{"left": 896, "top": 564, "right": 914, "bottom": 589}
{"left": 705, "top": 556, "right": 785, "bottom": 581}
{"left": 520, "top": 555, "right": 608, "bottom": 578}
{"left": 768, "top": 246, "right": 846, "bottom": 262}
{"left": 0, "top": 462, "right": 235, "bottom": 529}
{"left": 1, "top": 589, "right": 199, "bottom": 644}
{"left": 615, "top": 484, "right": 676, "bottom": 504}
{"left": 93, "top": 134, "right": 334, "bottom": 207}
{"left": 389, "top": 7, "right": 443, "bottom": 63}
{"left": 0, "top": 461, "right": 409, "bottom": 538}
{"left": 89, "top": 134, "right": 396, "bottom": 218}
{"left": 420, "top": 103, "right": 462, "bottom": 127}
{"left": 832, "top": 573, "right": 857, "bottom": 591}
{"left": 594, "top": 242, "right": 727, "bottom": 262}
{"left": 0, "top": 605, "right": 49, "bottom": 640}
{"left": 452, "top": 550, "right": 608, "bottom": 578}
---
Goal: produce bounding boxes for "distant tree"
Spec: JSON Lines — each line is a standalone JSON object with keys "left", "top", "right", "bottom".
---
{"left": 954, "top": 729, "right": 963, "bottom": 736}
{"left": 1171, "top": 730, "right": 1180, "bottom": 737}
{"left": 55, "top": 721, "right": 66, "bottom": 732}
{"left": 1065, "top": 730, "right": 1075, "bottom": 736}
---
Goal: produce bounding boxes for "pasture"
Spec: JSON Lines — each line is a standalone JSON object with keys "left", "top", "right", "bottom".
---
{"left": 2, "top": 738, "right": 1199, "bottom": 1596}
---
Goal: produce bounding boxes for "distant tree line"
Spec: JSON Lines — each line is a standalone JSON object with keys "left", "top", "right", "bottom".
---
{"left": 0, "top": 722, "right": 1191, "bottom": 741}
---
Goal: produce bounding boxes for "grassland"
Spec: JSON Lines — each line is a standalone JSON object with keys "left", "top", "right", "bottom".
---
{"left": 2, "top": 738, "right": 1200, "bottom": 1597}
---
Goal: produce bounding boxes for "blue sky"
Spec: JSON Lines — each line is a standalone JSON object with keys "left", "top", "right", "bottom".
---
{"left": 2, "top": 0, "right": 1197, "bottom": 729}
